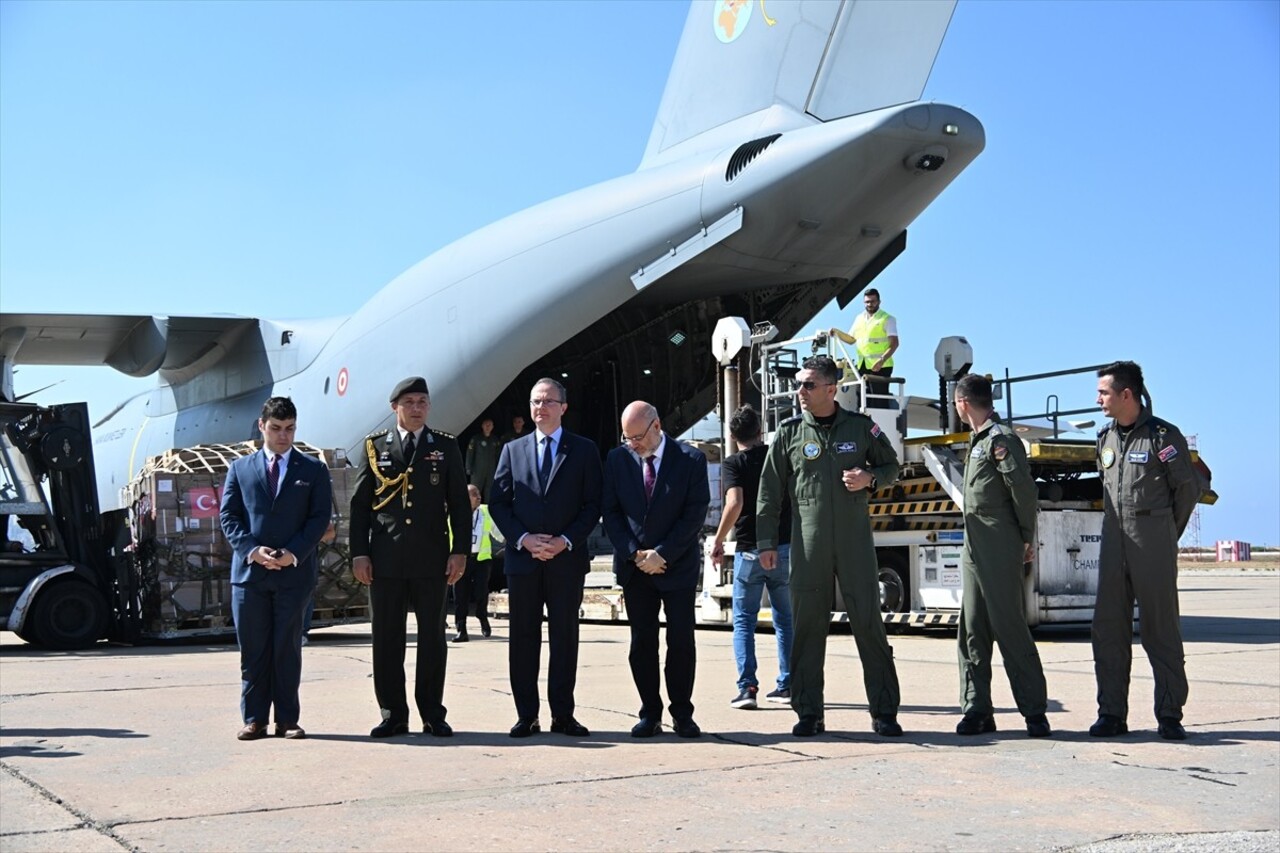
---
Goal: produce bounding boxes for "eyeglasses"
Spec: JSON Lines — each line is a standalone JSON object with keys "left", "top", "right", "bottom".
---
{"left": 793, "top": 380, "right": 834, "bottom": 391}
{"left": 529, "top": 398, "right": 564, "bottom": 407}
{"left": 621, "top": 418, "right": 657, "bottom": 445}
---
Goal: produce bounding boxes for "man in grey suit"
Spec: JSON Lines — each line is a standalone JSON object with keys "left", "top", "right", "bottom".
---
{"left": 220, "top": 396, "right": 332, "bottom": 741}
{"left": 489, "top": 378, "right": 603, "bottom": 738}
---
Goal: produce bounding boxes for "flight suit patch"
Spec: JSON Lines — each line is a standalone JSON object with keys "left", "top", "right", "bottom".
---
{"left": 1158, "top": 445, "right": 1178, "bottom": 462}
{"left": 1101, "top": 448, "right": 1116, "bottom": 468}
{"left": 802, "top": 441, "right": 822, "bottom": 459}
{"left": 970, "top": 446, "right": 985, "bottom": 460}
{"left": 992, "top": 444, "right": 1008, "bottom": 461}
{"left": 870, "top": 423, "right": 882, "bottom": 438}
{"left": 1128, "top": 451, "right": 1149, "bottom": 464}
{"left": 836, "top": 441, "right": 857, "bottom": 454}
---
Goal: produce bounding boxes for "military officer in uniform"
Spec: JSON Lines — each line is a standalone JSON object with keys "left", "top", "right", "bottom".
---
{"left": 952, "top": 374, "right": 1051, "bottom": 738}
{"left": 757, "top": 354, "right": 903, "bottom": 738}
{"left": 1091, "top": 361, "right": 1199, "bottom": 741}
{"left": 350, "top": 377, "right": 470, "bottom": 738}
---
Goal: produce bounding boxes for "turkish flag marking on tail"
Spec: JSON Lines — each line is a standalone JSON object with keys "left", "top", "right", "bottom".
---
{"left": 188, "top": 487, "right": 222, "bottom": 519}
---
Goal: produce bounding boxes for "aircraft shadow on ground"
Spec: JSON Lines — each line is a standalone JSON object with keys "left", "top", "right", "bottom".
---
{"left": 0, "top": 727, "right": 146, "bottom": 739}
{"left": 1180, "top": 615, "right": 1280, "bottom": 644}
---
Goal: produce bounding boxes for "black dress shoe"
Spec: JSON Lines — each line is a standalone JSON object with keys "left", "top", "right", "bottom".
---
{"left": 451, "top": 632, "right": 469, "bottom": 643}
{"left": 274, "top": 723, "right": 306, "bottom": 740}
{"left": 630, "top": 718, "right": 662, "bottom": 738}
{"left": 424, "top": 719, "right": 454, "bottom": 737}
{"left": 673, "top": 718, "right": 701, "bottom": 738}
{"left": 370, "top": 719, "right": 410, "bottom": 738}
{"left": 480, "top": 621, "right": 492, "bottom": 638}
{"left": 956, "top": 713, "right": 997, "bottom": 736}
{"left": 1025, "top": 714, "right": 1052, "bottom": 738}
{"left": 792, "top": 715, "right": 825, "bottom": 737}
{"left": 1157, "top": 717, "right": 1187, "bottom": 740}
{"left": 872, "top": 714, "right": 904, "bottom": 737}
{"left": 550, "top": 717, "right": 589, "bottom": 737}
{"left": 509, "top": 718, "right": 541, "bottom": 738}
{"left": 1089, "top": 714, "right": 1128, "bottom": 737}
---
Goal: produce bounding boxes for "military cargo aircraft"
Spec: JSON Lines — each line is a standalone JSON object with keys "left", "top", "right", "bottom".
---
{"left": 0, "top": 0, "right": 984, "bottom": 506}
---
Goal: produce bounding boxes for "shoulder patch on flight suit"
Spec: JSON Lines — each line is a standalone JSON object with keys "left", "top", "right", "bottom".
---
{"left": 1158, "top": 444, "right": 1178, "bottom": 462}
{"left": 992, "top": 443, "right": 1008, "bottom": 461}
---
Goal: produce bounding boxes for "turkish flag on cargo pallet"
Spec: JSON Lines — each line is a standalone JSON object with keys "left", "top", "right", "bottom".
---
{"left": 187, "top": 487, "right": 222, "bottom": 519}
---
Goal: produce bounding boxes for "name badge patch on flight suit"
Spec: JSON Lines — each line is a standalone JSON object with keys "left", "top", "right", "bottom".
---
{"left": 1128, "top": 451, "right": 1149, "bottom": 464}
{"left": 1158, "top": 445, "right": 1178, "bottom": 462}
{"left": 802, "top": 441, "right": 822, "bottom": 459}
{"left": 1100, "top": 448, "right": 1116, "bottom": 468}
{"left": 970, "top": 446, "right": 985, "bottom": 460}
{"left": 836, "top": 441, "right": 857, "bottom": 454}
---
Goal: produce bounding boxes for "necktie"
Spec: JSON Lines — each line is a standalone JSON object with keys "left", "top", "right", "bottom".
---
{"left": 267, "top": 454, "right": 280, "bottom": 499}
{"left": 539, "top": 436, "right": 554, "bottom": 490}
{"left": 644, "top": 455, "right": 656, "bottom": 502}
{"left": 403, "top": 432, "right": 416, "bottom": 462}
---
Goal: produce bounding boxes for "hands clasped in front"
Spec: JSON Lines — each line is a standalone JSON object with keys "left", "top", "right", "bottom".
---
{"left": 252, "top": 545, "right": 297, "bottom": 570}
{"left": 524, "top": 533, "right": 568, "bottom": 562}
{"left": 634, "top": 548, "right": 666, "bottom": 575}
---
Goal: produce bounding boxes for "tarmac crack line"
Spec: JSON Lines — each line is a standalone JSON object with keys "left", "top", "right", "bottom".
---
{"left": 0, "top": 761, "right": 136, "bottom": 851}
{"left": 1109, "top": 759, "right": 1242, "bottom": 787}
{"left": 93, "top": 751, "right": 863, "bottom": 830}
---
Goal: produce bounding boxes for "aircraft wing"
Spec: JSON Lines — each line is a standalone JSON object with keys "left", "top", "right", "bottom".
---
{"left": 0, "top": 312, "right": 257, "bottom": 397}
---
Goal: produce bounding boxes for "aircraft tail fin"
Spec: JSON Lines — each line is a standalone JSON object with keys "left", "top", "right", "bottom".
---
{"left": 641, "top": 0, "right": 956, "bottom": 168}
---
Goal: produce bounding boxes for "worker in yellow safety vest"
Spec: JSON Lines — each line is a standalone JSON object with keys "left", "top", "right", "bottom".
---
{"left": 450, "top": 484, "right": 505, "bottom": 642}
{"left": 832, "top": 288, "right": 899, "bottom": 408}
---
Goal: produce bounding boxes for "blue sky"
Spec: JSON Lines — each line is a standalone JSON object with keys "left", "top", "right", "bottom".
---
{"left": 2, "top": 0, "right": 1277, "bottom": 546}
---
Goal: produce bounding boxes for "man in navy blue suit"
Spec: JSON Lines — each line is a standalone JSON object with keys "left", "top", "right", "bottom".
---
{"left": 602, "top": 401, "right": 711, "bottom": 738}
{"left": 220, "top": 397, "right": 333, "bottom": 741}
{"left": 489, "top": 378, "right": 602, "bottom": 738}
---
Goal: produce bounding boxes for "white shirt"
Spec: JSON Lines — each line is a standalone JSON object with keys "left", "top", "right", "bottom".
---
{"left": 265, "top": 448, "right": 292, "bottom": 498}
{"left": 632, "top": 433, "right": 666, "bottom": 476}
{"left": 397, "top": 427, "right": 425, "bottom": 457}
{"left": 535, "top": 426, "right": 564, "bottom": 470}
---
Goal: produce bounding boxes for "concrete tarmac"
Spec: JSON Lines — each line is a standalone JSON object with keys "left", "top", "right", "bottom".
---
{"left": 1, "top": 572, "right": 1277, "bottom": 853}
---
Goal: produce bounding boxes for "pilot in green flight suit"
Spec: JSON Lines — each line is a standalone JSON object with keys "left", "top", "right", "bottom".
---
{"left": 757, "top": 355, "right": 902, "bottom": 738}
{"left": 1091, "top": 361, "right": 1199, "bottom": 741}
{"left": 952, "top": 374, "right": 1050, "bottom": 738}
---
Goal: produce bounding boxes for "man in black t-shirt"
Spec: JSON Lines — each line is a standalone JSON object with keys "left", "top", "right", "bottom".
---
{"left": 711, "top": 406, "right": 793, "bottom": 710}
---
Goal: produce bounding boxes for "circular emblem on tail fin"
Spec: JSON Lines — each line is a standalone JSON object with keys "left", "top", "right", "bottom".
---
{"left": 713, "top": 0, "right": 753, "bottom": 44}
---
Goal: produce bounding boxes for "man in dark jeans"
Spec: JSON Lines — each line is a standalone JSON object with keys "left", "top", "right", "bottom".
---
{"left": 711, "top": 405, "right": 793, "bottom": 710}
